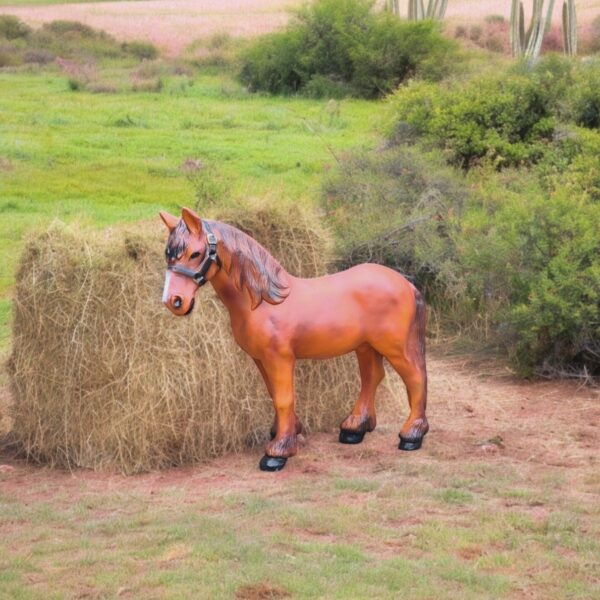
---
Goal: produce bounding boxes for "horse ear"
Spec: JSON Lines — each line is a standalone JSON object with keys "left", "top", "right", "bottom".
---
{"left": 181, "top": 207, "right": 203, "bottom": 236}
{"left": 159, "top": 211, "right": 178, "bottom": 232}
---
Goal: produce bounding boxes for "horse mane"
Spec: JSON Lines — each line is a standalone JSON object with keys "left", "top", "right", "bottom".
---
{"left": 210, "top": 220, "right": 290, "bottom": 309}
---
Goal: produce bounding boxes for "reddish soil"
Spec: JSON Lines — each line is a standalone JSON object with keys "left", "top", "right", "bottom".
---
{"left": 1, "top": 355, "right": 598, "bottom": 503}
{"left": 1, "top": 0, "right": 598, "bottom": 56}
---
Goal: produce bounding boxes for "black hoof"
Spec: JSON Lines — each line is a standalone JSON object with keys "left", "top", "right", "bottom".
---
{"left": 259, "top": 455, "right": 288, "bottom": 472}
{"left": 398, "top": 436, "right": 423, "bottom": 451}
{"left": 339, "top": 429, "right": 366, "bottom": 444}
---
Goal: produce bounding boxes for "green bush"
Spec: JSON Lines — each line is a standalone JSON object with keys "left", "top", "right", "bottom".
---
{"left": 567, "top": 59, "right": 600, "bottom": 129}
{"left": 329, "top": 59, "right": 600, "bottom": 376}
{"left": 459, "top": 175, "right": 600, "bottom": 375}
{"left": 32, "top": 21, "right": 124, "bottom": 59}
{"left": 122, "top": 40, "right": 159, "bottom": 61}
{"left": 324, "top": 140, "right": 600, "bottom": 376}
{"left": 42, "top": 20, "right": 97, "bottom": 38}
{"left": 239, "top": 0, "right": 458, "bottom": 98}
{"left": 386, "top": 74, "right": 555, "bottom": 169}
{"left": 321, "top": 144, "right": 466, "bottom": 301}
{"left": 186, "top": 33, "right": 242, "bottom": 70}
{"left": 0, "top": 15, "right": 31, "bottom": 40}
{"left": 537, "top": 126, "right": 600, "bottom": 202}
{"left": 239, "top": 28, "right": 305, "bottom": 94}
{"left": 0, "top": 19, "right": 162, "bottom": 70}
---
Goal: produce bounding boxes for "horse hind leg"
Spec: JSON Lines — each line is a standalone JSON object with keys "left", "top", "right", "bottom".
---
{"left": 339, "top": 344, "right": 385, "bottom": 444}
{"left": 384, "top": 292, "right": 429, "bottom": 451}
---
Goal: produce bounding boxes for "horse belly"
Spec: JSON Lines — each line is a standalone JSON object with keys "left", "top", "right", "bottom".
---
{"left": 291, "top": 305, "right": 364, "bottom": 359}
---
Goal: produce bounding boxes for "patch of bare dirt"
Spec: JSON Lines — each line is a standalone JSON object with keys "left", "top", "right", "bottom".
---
{"left": 1, "top": 354, "right": 598, "bottom": 506}
{"left": 1, "top": 0, "right": 598, "bottom": 56}
{"left": 235, "top": 581, "right": 291, "bottom": 600}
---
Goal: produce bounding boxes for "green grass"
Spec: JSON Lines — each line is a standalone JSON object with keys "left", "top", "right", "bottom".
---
{"left": 1, "top": 456, "right": 598, "bottom": 599}
{"left": 0, "top": 69, "right": 376, "bottom": 353}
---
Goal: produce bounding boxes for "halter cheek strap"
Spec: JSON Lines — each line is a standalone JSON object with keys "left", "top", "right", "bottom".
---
{"left": 167, "top": 221, "right": 221, "bottom": 287}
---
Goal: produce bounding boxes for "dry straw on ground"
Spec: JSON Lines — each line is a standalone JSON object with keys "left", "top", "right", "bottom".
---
{"left": 8, "top": 202, "right": 358, "bottom": 474}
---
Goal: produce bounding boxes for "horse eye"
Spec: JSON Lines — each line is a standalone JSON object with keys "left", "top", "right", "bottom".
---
{"left": 190, "top": 251, "right": 201, "bottom": 259}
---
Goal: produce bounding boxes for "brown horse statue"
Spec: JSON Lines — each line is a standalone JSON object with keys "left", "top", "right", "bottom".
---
{"left": 160, "top": 208, "right": 429, "bottom": 471}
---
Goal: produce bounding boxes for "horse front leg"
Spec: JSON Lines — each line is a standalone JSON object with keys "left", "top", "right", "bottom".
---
{"left": 253, "top": 358, "right": 303, "bottom": 441}
{"left": 258, "top": 356, "right": 298, "bottom": 472}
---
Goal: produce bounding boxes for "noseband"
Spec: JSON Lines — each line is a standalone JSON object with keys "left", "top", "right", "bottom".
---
{"left": 167, "top": 221, "right": 221, "bottom": 287}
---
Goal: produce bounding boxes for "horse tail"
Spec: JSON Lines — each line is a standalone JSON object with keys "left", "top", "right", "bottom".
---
{"left": 413, "top": 287, "right": 427, "bottom": 360}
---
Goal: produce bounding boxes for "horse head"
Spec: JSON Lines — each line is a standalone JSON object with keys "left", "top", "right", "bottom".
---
{"left": 159, "top": 207, "right": 220, "bottom": 316}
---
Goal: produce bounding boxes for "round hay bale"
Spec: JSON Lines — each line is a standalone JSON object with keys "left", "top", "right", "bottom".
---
{"left": 8, "top": 204, "right": 358, "bottom": 473}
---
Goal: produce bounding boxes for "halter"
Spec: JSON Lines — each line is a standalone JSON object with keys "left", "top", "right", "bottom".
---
{"left": 167, "top": 220, "right": 221, "bottom": 287}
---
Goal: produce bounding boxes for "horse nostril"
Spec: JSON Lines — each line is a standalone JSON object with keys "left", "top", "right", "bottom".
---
{"left": 172, "top": 296, "right": 182, "bottom": 310}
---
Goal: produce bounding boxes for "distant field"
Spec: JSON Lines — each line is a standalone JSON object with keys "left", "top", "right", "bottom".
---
{"left": 0, "top": 0, "right": 129, "bottom": 5}
{"left": 1, "top": 0, "right": 599, "bottom": 54}
{"left": 0, "top": 0, "right": 298, "bottom": 54}
{"left": 0, "top": 71, "right": 376, "bottom": 352}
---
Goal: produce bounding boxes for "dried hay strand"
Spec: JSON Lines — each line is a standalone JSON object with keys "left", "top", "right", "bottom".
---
{"left": 8, "top": 203, "right": 358, "bottom": 474}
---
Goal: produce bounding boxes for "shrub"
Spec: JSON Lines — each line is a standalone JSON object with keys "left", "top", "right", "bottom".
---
{"left": 122, "top": 40, "right": 158, "bottom": 60}
{"left": 540, "top": 127, "right": 600, "bottom": 202}
{"left": 453, "top": 18, "right": 508, "bottom": 54}
{"left": 0, "top": 20, "right": 162, "bottom": 70}
{"left": 43, "top": 20, "right": 97, "bottom": 38}
{"left": 386, "top": 74, "right": 555, "bottom": 169}
{"left": 239, "top": 28, "right": 305, "bottom": 94}
{"left": 130, "top": 76, "right": 163, "bottom": 92}
{"left": 67, "top": 77, "right": 83, "bottom": 91}
{"left": 0, "top": 49, "right": 16, "bottom": 68}
{"left": 454, "top": 25, "right": 467, "bottom": 38}
{"left": 321, "top": 144, "right": 466, "bottom": 301}
{"left": 459, "top": 177, "right": 600, "bottom": 375}
{"left": 239, "top": 0, "right": 458, "bottom": 98}
{"left": 334, "top": 61, "right": 600, "bottom": 376}
{"left": 0, "top": 15, "right": 31, "bottom": 40}
{"left": 324, "top": 139, "right": 600, "bottom": 376}
{"left": 567, "top": 59, "right": 600, "bottom": 129}
{"left": 32, "top": 21, "right": 121, "bottom": 59}
{"left": 181, "top": 159, "right": 230, "bottom": 209}
{"left": 23, "top": 48, "right": 54, "bottom": 65}
{"left": 541, "top": 24, "right": 564, "bottom": 53}
{"left": 186, "top": 33, "right": 245, "bottom": 70}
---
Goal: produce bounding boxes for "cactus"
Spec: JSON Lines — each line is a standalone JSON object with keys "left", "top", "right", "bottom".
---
{"left": 387, "top": 0, "right": 447, "bottom": 20}
{"left": 425, "top": 0, "right": 448, "bottom": 19}
{"left": 385, "top": 0, "right": 400, "bottom": 15}
{"left": 562, "top": 0, "right": 577, "bottom": 55}
{"left": 510, "top": 0, "right": 555, "bottom": 61}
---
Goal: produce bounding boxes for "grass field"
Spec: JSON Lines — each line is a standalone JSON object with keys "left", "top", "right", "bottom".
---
{"left": 0, "top": 69, "right": 376, "bottom": 353}
{"left": 1, "top": 356, "right": 599, "bottom": 599}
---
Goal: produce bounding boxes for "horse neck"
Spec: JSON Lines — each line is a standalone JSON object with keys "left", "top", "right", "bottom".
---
{"left": 209, "top": 246, "right": 253, "bottom": 314}
{"left": 207, "top": 221, "right": 291, "bottom": 314}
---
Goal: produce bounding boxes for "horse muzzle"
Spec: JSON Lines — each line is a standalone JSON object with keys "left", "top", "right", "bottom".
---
{"left": 164, "top": 295, "right": 195, "bottom": 316}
